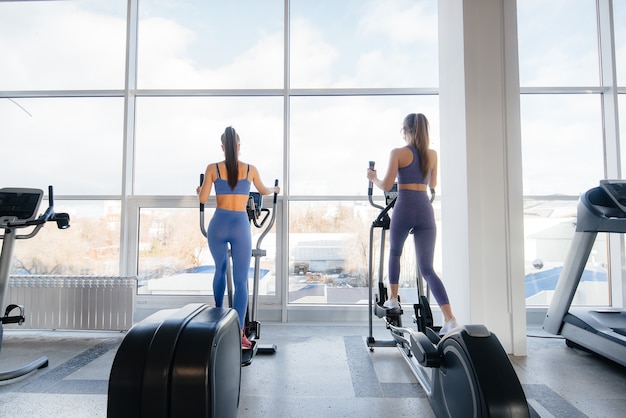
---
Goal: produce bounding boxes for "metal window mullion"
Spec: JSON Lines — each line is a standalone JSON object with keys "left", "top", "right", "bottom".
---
{"left": 597, "top": 0, "right": 623, "bottom": 307}
{"left": 120, "top": 0, "right": 139, "bottom": 276}
{"left": 598, "top": 0, "right": 620, "bottom": 178}
{"left": 279, "top": 0, "right": 291, "bottom": 322}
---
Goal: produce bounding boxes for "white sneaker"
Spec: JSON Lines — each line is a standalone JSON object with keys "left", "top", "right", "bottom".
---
{"left": 383, "top": 297, "right": 400, "bottom": 310}
{"left": 439, "top": 318, "right": 458, "bottom": 336}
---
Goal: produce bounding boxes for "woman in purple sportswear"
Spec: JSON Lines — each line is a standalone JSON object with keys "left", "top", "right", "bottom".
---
{"left": 367, "top": 113, "right": 457, "bottom": 335}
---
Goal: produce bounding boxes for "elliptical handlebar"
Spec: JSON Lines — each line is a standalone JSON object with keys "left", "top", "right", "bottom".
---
{"left": 368, "top": 161, "right": 385, "bottom": 211}
{"left": 39, "top": 186, "right": 70, "bottom": 230}
{"left": 367, "top": 161, "right": 395, "bottom": 228}
{"left": 199, "top": 174, "right": 207, "bottom": 238}
{"left": 255, "top": 179, "right": 278, "bottom": 250}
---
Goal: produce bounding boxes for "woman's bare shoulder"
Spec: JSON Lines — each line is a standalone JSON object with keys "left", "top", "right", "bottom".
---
{"left": 242, "top": 161, "right": 257, "bottom": 170}
{"left": 391, "top": 146, "right": 411, "bottom": 157}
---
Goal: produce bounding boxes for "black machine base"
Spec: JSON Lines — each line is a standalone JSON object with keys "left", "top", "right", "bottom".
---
{"left": 108, "top": 303, "right": 241, "bottom": 418}
{"left": 433, "top": 326, "right": 532, "bottom": 417}
{"left": 369, "top": 323, "right": 534, "bottom": 417}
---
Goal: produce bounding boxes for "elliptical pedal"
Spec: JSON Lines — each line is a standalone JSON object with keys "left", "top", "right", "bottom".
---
{"left": 241, "top": 341, "right": 259, "bottom": 367}
{"left": 374, "top": 294, "right": 403, "bottom": 318}
{"left": 1, "top": 304, "right": 26, "bottom": 325}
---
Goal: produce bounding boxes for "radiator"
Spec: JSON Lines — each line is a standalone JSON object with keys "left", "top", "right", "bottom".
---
{"left": 4, "top": 275, "right": 136, "bottom": 331}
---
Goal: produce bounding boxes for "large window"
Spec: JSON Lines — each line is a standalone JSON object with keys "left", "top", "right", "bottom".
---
{"left": 137, "top": 0, "right": 284, "bottom": 89}
{"left": 517, "top": 0, "right": 614, "bottom": 306}
{"left": 0, "top": 1, "right": 127, "bottom": 291}
{"left": 134, "top": 97, "right": 283, "bottom": 195}
{"left": 287, "top": 95, "right": 440, "bottom": 304}
{"left": 289, "top": 96, "right": 439, "bottom": 196}
{"left": 0, "top": 0, "right": 126, "bottom": 90}
{"left": 2, "top": 0, "right": 624, "bottom": 314}
{"left": 290, "top": 0, "right": 438, "bottom": 88}
{"left": 520, "top": 95, "right": 604, "bottom": 196}
{"left": 288, "top": 199, "right": 442, "bottom": 306}
{"left": 517, "top": 0, "right": 599, "bottom": 87}
{"left": 12, "top": 201, "right": 120, "bottom": 276}
{"left": 136, "top": 206, "right": 278, "bottom": 299}
{"left": 0, "top": 98, "right": 124, "bottom": 194}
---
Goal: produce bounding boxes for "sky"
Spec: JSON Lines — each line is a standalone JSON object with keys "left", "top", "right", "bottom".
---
{"left": 0, "top": 0, "right": 625, "bottom": 198}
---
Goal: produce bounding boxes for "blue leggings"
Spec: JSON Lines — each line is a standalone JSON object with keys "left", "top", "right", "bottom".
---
{"left": 208, "top": 208, "right": 251, "bottom": 329}
{"left": 389, "top": 190, "right": 450, "bottom": 306}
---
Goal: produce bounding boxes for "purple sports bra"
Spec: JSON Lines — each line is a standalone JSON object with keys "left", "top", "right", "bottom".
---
{"left": 213, "top": 163, "right": 251, "bottom": 195}
{"left": 397, "top": 146, "right": 430, "bottom": 185}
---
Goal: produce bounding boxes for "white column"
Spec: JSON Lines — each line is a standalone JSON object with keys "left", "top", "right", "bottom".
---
{"left": 438, "top": 0, "right": 527, "bottom": 355}
{"left": 597, "top": 0, "right": 624, "bottom": 308}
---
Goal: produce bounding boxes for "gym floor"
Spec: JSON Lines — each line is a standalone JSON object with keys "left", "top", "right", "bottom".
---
{"left": 0, "top": 321, "right": 625, "bottom": 418}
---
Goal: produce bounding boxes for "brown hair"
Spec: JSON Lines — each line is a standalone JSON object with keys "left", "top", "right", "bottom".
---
{"left": 221, "top": 126, "right": 240, "bottom": 190}
{"left": 402, "top": 113, "right": 430, "bottom": 179}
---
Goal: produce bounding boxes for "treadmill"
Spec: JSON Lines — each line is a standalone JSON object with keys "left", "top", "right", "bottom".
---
{"left": 543, "top": 179, "right": 626, "bottom": 366}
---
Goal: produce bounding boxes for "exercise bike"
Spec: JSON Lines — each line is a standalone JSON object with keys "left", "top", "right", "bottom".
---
{"left": 365, "top": 163, "right": 533, "bottom": 418}
{"left": 0, "top": 186, "right": 70, "bottom": 381}
{"left": 199, "top": 175, "right": 278, "bottom": 366}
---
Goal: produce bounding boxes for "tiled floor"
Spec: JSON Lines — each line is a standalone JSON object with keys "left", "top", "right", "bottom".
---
{"left": 0, "top": 320, "right": 625, "bottom": 417}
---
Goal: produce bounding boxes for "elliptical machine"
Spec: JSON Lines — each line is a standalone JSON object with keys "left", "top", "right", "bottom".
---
{"left": 365, "top": 163, "right": 533, "bottom": 418}
{"left": 0, "top": 186, "right": 70, "bottom": 381}
{"left": 199, "top": 175, "right": 279, "bottom": 366}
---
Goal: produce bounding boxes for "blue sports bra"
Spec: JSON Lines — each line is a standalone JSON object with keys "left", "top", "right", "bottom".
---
{"left": 213, "top": 163, "right": 251, "bottom": 195}
{"left": 397, "top": 146, "right": 430, "bottom": 185}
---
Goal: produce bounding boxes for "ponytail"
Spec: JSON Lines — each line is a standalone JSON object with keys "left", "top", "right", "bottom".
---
{"left": 221, "top": 126, "right": 239, "bottom": 190}
{"left": 403, "top": 113, "right": 430, "bottom": 179}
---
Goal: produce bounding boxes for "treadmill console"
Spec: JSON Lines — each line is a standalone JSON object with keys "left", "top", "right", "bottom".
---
{"left": 0, "top": 188, "right": 44, "bottom": 227}
{"left": 599, "top": 180, "right": 626, "bottom": 213}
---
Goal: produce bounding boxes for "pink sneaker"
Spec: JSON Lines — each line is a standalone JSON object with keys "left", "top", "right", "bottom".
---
{"left": 242, "top": 334, "right": 253, "bottom": 349}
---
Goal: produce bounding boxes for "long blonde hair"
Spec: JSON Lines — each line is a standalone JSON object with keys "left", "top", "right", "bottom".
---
{"left": 402, "top": 113, "right": 430, "bottom": 179}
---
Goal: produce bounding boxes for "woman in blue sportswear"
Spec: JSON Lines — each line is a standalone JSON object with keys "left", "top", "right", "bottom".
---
{"left": 197, "top": 126, "right": 280, "bottom": 348}
{"left": 366, "top": 113, "right": 458, "bottom": 336}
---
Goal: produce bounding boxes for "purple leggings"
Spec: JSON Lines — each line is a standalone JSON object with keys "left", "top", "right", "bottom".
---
{"left": 389, "top": 190, "right": 450, "bottom": 306}
{"left": 208, "top": 208, "right": 252, "bottom": 329}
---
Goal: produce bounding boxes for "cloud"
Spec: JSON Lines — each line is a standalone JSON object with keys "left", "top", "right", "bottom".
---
{"left": 0, "top": 2, "right": 126, "bottom": 89}
{"left": 290, "top": 17, "right": 340, "bottom": 87}
{"left": 517, "top": 0, "right": 599, "bottom": 86}
{"left": 358, "top": 0, "right": 437, "bottom": 44}
{"left": 138, "top": 17, "right": 283, "bottom": 89}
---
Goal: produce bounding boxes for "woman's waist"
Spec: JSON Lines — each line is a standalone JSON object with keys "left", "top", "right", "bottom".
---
{"left": 397, "top": 183, "right": 428, "bottom": 191}
{"left": 216, "top": 194, "right": 249, "bottom": 212}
